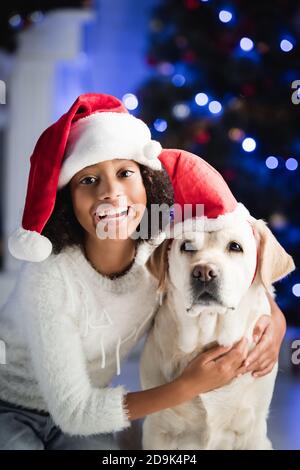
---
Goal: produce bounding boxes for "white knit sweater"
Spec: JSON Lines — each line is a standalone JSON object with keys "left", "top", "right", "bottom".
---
{"left": 0, "top": 242, "right": 159, "bottom": 436}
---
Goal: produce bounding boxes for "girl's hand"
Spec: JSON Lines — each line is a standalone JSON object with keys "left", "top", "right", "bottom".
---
{"left": 178, "top": 338, "right": 248, "bottom": 400}
{"left": 238, "top": 300, "right": 286, "bottom": 378}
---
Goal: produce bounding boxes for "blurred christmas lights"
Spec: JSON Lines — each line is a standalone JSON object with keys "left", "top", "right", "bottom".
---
{"left": 122, "top": 93, "right": 138, "bottom": 110}
{"left": 266, "top": 156, "right": 279, "bottom": 169}
{"left": 153, "top": 118, "right": 168, "bottom": 132}
{"left": 292, "top": 284, "right": 300, "bottom": 297}
{"left": 195, "top": 93, "right": 209, "bottom": 106}
{"left": 172, "top": 74, "right": 186, "bottom": 87}
{"left": 208, "top": 100, "right": 222, "bottom": 114}
{"left": 240, "top": 37, "right": 254, "bottom": 52}
{"left": 219, "top": 10, "right": 233, "bottom": 23}
{"left": 242, "top": 137, "right": 256, "bottom": 152}
{"left": 172, "top": 103, "right": 191, "bottom": 119}
{"left": 280, "top": 39, "right": 294, "bottom": 52}
{"left": 285, "top": 158, "right": 298, "bottom": 171}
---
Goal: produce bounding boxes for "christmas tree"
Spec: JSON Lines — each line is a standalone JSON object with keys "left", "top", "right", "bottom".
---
{"left": 136, "top": 0, "right": 300, "bottom": 324}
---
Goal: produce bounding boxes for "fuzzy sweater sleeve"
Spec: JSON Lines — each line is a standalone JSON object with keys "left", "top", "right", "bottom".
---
{"left": 20, "top": 261, "right": 131, "bottom": 436}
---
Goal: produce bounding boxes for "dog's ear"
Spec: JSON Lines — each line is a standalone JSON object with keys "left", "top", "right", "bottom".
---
{"left": 146, "top": 239, "right": 171, "bottom": 292}
{"left": 253, "top": 219, "right": 295, "bottom": 288}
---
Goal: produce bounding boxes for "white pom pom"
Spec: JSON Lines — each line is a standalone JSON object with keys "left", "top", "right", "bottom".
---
{"left": 8, "top": 227, "right": 52, "bottom": 262}
{"left": 143, "top": 140, "right": 162, "bottom": 160}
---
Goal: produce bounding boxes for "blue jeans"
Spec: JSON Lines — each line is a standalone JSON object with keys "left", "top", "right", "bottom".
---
{"left": 0, "top": 399, "right": 124, "bottom": 450}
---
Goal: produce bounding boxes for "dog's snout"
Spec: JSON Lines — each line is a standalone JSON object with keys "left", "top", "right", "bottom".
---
{"left": 192, "top": 263, "right": 219, "bottom": 282}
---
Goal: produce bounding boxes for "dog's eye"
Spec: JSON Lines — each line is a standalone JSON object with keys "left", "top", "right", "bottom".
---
{"left": 180, "top": 241, "right": 194, "bottom": 252}
{"left": 228, "top": 241, "right": 243, "bottom": 253}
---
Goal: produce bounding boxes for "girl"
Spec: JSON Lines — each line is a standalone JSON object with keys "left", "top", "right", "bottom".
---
{"left": 0, "top": 93, "right": 286, "bottom": 450}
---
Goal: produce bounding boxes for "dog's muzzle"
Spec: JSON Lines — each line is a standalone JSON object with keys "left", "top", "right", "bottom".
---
{"left": 191, "top": 262, "right": 221, "bottom": 305}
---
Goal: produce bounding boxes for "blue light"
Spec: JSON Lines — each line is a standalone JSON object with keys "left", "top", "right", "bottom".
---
{"left": 29, "top": 11, "right": 44, "bottom": 23}
{"left": 157, "top": 62, "right": 175, "bottom": 76}
{"left": 172, "top": 103, "right": 191, "bottom": 120}
{"left": 122, "top": 93, "right": 138, "bottom": 110}
{"left": 208, "top": 100, "right": 222, "bottom": 114}
{"left": 265, "top": 156, "right": 278, "bottom": 169}
{"left": 154, "top": 118, "right": 168, "bottom": 132}
{"left": 280, "top": 39, "right": 294, "bottom": 52}
{"left": 242, "top": 137, "right": 256, "bottom": 152}
{"left": 9, "top": 14, "right": 23, "bottom": 28}
{"left": 219, "top": 10, "right": 233, "bottom": 23}
{"left": 240, "top": 37, "right": 254, "bottom": 52}
{"left": 172, "top": 74, "right": 186, "bottom": 87}
{"left": 292, "top": 284, "right": 300, "bottom": 297}
{"left": 195, "top": 92, "right": 209, "bottom": 106}
{"left": 285, "top": 158, "right": 298, "bottom": 171}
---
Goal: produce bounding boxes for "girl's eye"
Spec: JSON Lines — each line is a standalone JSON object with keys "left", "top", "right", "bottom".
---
{"left": 79, "top": 170, "right": 134, "bottom": 185}
{"left": 79, "top": 176, "right": 97, "bottom": 185}
{"left": 119, "top": 170, "right": 134, "bottom": 178}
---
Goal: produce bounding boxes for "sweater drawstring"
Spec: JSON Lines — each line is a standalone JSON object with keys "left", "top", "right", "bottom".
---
{"left": 100, "top": 334, "right": 106, "bottom": 369}
{"left": 116, "top": 336, "right": 121, "bottom": 376}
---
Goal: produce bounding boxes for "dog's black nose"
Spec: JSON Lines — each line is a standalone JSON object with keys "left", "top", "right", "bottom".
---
{"left": 192, "top": 263, "right": 219, "bottom": 282}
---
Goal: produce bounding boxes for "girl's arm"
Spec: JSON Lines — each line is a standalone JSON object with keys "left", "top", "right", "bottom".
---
{"left": 238, "top": 293, "right": 286, "bottom": 378}
{"left": 124, "top": 338, "right": 248, "bottom": 420}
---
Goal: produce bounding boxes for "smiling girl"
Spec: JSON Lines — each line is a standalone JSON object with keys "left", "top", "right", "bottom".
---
{"left": 0, "top": 94, "right": 286, "bottom": 450}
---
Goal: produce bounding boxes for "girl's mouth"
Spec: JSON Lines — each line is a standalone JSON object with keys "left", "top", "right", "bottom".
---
{"left": 94, "top": 206, "right": 134, "bottom": 224}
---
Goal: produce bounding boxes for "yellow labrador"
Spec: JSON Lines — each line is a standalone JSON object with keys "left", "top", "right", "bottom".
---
{"left": 140, "top": 218, "right": 294, "bottom": 450}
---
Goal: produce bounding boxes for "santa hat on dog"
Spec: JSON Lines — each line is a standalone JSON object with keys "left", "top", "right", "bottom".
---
{"left": 158, "top": 149, "right": 251, "bottom": 235}
{"left": 8, "top": 93, "right": 162, "bottom": 262}
{"left": 156, "top": 149, "right": 295, "bottom": 292}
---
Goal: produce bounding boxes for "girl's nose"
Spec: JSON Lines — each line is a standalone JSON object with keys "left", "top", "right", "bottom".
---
{"left": 96, "top": 177, "right": 125, "bottom": 201}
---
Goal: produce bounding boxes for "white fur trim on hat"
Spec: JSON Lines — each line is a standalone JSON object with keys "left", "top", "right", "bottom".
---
{"left": 143, "top": 140, "right": 162, "bottom": 160}
{"left": 164, "top": 203, "right": 250, "bottom": 238}
{"left": 8, "top": 227, "right": 53, "bottom": 262}
{"left": 58, "top": 112, "right": 162, "bottom": 188}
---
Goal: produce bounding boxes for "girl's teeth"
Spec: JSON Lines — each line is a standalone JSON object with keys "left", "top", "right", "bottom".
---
{"left": 96, "top": 208, "right": 129, "bottom": 220}
{"left": 102, "top": 211, "right": 127, "bottom": 219}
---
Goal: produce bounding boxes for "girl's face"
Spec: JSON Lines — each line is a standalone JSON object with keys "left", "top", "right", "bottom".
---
{"left": 70, "top": 159, "right": 147, "bottom": 241}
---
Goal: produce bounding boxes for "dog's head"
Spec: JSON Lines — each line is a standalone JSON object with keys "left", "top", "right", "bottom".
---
{"left": 146, "top": 218, "right": 295, "bottom": 314}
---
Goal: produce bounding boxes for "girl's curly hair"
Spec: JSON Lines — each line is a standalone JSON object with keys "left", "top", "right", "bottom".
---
{"left": 42, "top": 164, "right": 174, "bottom": 254}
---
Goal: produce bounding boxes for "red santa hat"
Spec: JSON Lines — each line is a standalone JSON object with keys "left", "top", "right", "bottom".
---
{"left": 158, "top": 149, "right": 251, "bottom": 236}
{"left": 8, "top": 93, "right": 162, "bottom": 262}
